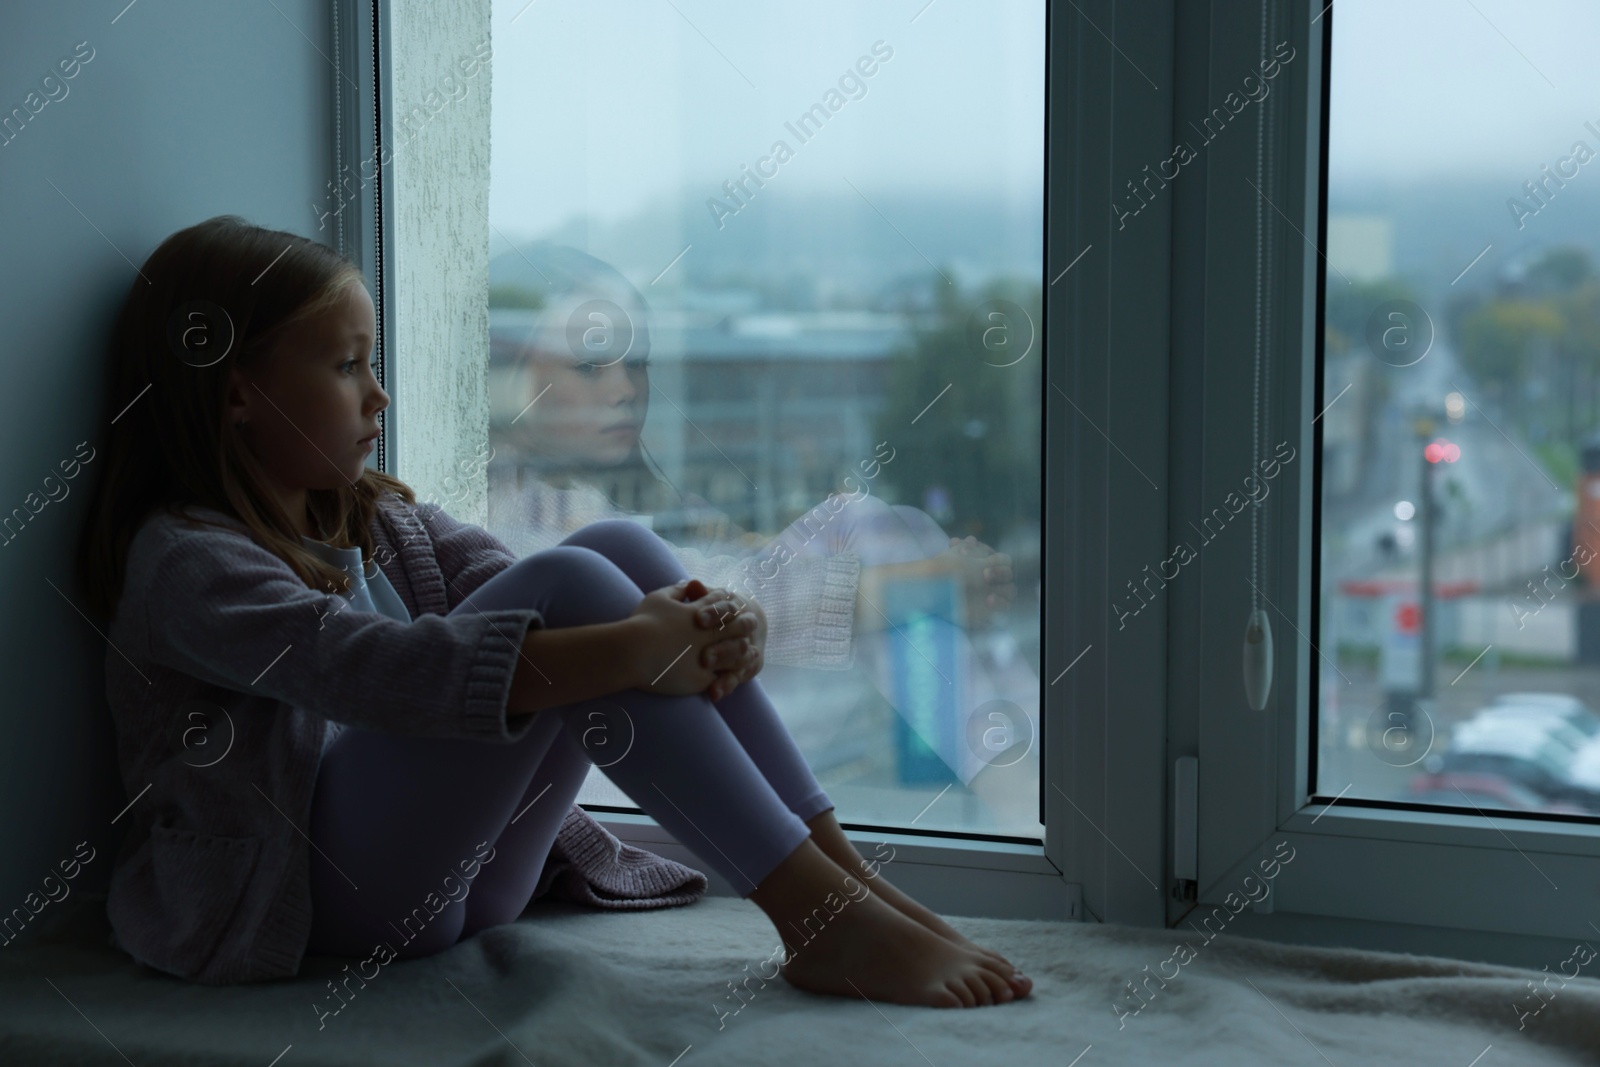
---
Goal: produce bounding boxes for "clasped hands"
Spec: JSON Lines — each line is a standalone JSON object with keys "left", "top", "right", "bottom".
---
{"left": 630, "top": 577, "right": 766, "bottom": 701}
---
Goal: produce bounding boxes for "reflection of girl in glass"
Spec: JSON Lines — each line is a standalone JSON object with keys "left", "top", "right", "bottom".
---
{"left": 486, "top": 244, "right": 1036, "bottom": 806}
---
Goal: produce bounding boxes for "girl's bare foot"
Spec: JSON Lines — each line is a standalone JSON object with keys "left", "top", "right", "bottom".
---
{"left": 804, "top": 810, "right": 1032, "bottom": 995}
{"left": 780, "top": 885, "right": 1017, "bottom": 1007}
{"left": 750, "top": 837, "right": 1024, "bottom": 1008}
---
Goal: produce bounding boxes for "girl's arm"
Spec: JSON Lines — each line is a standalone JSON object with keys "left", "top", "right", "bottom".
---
{"left": 507, "top": 580, "right": 752, "bottom": 721}
{"left": 135, "top": 525, "right": 543, "bottom": 742}
{"left": 504, "top": 619, "right": 643, "bottom": 723}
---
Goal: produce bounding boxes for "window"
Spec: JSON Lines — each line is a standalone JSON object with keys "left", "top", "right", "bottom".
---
{"left": 1186, "top": 0, "right": 1600, "bottom": 966}
{"left": 479, "top": 0, "right": 1046, "bottom": 840}
{"left": 1317, "top": 0, "right": 1600, "bottom": 823}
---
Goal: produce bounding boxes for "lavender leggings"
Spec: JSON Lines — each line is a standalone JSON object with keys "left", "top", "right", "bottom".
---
{"left": 305, "top": 519, "right": 832, "bottom": 961}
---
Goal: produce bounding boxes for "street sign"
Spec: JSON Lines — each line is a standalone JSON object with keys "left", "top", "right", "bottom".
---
{"left": 1380, "top": 594, "right": 1421, "bottom": 693}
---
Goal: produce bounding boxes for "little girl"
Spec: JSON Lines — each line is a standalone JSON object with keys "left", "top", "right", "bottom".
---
{"left": 74, "top": 215, "right": 1031, "bottom": 1009}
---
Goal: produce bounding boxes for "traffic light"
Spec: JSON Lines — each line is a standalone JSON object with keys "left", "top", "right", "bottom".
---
{"left": 1423, "top": 438, "right": 1460, "bottom": 464}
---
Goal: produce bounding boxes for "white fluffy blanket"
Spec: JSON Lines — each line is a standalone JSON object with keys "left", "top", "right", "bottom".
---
{"left": 1, "top": 893, "right": 1596, "bottom": 1065}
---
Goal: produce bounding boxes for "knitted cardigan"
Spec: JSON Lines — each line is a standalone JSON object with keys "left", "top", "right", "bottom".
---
{"left": 102, "top": 490, "right": 704, "bottom": 986}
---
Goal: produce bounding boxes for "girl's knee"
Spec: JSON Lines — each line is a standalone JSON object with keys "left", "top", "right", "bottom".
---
{"left": 509, "top": 543, "right": 614, "bottom": 577}
{"left": 465, "top": 545, "right": 639, "bottom": 626}
{"left": 559, "top": 519, "right": 687, "bottom": 592}
{"left": 841, "top": 491, "right": 892, "bottom": 516}
{"left": 504, "top": 544, "right": 627, "bottom": 590}
{"left": 559, "top": 517, "right": 657, "bottom": 554}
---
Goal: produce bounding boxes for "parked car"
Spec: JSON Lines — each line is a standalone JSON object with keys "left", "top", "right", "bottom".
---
{"left": 1454, "top": 713, "right": 1589, "bottom": 757}
{"left": 1561, "top": 736, "right": 1600, "bottom": 795}
{"left": 1485, "top": 693, "right": 1600, "bottom": 737}
{"left": 1427, "top": 721, "right": 1600, "bottom": 812}
{"left": 1406, "top": 771, "right": 1591, "bottom": 814}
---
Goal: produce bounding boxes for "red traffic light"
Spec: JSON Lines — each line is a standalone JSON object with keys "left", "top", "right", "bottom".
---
{"left": 1424, "top": 438, "right": 1460, "bottom": 464}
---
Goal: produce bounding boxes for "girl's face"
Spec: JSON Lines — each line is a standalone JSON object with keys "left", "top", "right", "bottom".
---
{"left": 514, "top": 297, "right": 650, "bottom": 467}
{"left": 226, "top": 279, "right": 389, "bottom": 510}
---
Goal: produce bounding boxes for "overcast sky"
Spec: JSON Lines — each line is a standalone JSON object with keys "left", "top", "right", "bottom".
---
{"left": 485, "top": 0, "right": 1600, "bottom": 241}
{"left": 487, "top": 0, "right": 1045, "bottom": 240}
{"left": 1330, "top": 0, "right": 1600, "bottom": 187}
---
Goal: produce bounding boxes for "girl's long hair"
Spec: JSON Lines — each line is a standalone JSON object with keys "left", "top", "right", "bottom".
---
{"left": 75, "top": 215, "right": 416, "bottom": 624}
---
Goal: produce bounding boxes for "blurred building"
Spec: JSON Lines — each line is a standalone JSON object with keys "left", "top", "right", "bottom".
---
{"left": 487, "top": 301, "right": 914, "bottom": 535}
{"left": 1327, "top": 213, "right": 1395, "bottom": 283}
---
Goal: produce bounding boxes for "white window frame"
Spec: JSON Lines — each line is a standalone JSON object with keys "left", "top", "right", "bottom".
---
{"left": 1046, "top": 0, "right": 1180, "bottom": 930}
{"left": 1180, "top": 0, "right": 1600, "bottom": 970}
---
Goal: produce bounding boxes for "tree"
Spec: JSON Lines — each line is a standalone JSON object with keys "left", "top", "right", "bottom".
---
{"left": 1326, "top": 278, "right": 1416, "bottom": 493}
{"left": 1555, "top": 281, "right": 1600, "bottom": 441}
{"left": 1525, "top": 245, "right": 1594, "bottom": 295}
{"left": 1457, "top": 299, "right": 1564, "bottom": 431}
{"left": 868, "top": 273, "right": 1043, "bottom": 545}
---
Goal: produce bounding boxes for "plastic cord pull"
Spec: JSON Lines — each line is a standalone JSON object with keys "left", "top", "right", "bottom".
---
{"left": 1243, "top": 607, "right": 1273, "bottom": 711}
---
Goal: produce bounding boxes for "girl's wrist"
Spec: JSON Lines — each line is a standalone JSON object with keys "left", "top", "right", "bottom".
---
{"left": 614, "top": 615, "right": 654, "bottom": 690}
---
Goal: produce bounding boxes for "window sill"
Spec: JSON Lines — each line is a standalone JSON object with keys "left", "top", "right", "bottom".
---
{"left": 1249, "top": 800, "right": 1600, "bottom": 950}
{"left": 587, "top": 809, "right": 1079, "bottom": 922}
{"left": 1286, "top": 798, "right": 1600, "bottom": 856}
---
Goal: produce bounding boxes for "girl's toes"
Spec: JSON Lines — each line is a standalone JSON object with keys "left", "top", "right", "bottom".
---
{"left": 945, "top": 979, "right": 976, "bottom": 1008}
{"left": 963, "top": 973, "right": 995, "bottom": 1006}
{"left": 976, "top": 953, "right": 1017, "bottom": 979}
{"left": 979, "top": 968, "right": 1015, "bottom": 1003}
{"left": 943, "top": 928, "right": 1010, "bottom": 968}
{"left": 975, "top": 953, "right": 1033, "bottom": 997}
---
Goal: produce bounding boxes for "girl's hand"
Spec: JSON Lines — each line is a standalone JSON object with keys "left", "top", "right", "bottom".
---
{"left": 698, "top": 597, "right": 765, "bottom": 702}
{"left": 945, "top": 535, "right": 1015, "bottom": 628}
{"left": 670, "top": 579, "right": 764, "bottom": 701}
{"left": 630, "top": 580, "right": 757, "bottom": 697}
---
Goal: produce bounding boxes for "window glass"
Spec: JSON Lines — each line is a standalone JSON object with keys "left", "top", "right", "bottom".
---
{"left": 484, "top": 0, "right": 1046, "bottom": 837}
{"left": 1319, "top": 0, "right": 1600, "bottom": 819}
